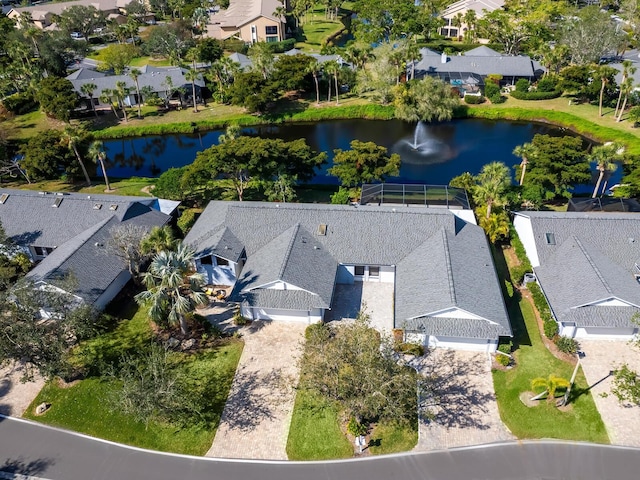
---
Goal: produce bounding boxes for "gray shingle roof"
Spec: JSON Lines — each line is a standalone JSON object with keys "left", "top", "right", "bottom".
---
{"left": 414, "top": 50, "right": 536, "bottom": 78}
{"left": 192, "top": 226, "right": 245, "bottom": 263}
{"left": 186, "top": 202, "right": 510, "bottom": 337}
{"left": 515, "top": 211, "right": 640, "bottom": 328}
{"left": 404, "top": 316, "right": 506, "bottom": 339}
{"left": 242, "top": 289, "right": 329, "bottom": 310}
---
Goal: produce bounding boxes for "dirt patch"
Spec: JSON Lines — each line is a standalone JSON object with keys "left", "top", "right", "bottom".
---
{"left": 519, "top": 391, "right": 541, "bottom": 408}
{"left": 502, "top": 246, "right": 520, "bottom": 269}
{"left": 55, "top": 377, "right": 82, "bottom": 389}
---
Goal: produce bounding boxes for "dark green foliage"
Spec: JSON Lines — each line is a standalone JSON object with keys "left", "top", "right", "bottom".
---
{"left": 611, "top": 364, "right": 640, "bottom": 405}
{"left": 232, "top": 306, "right": 249, "bottom": 326}
{"left": 271, "top": 54, "right": 315, "bottom": 92}
{"left": 395, "top": 342, "right": 425, "bottom": 356}
{"left": 484, "top": 82, "right": 504, "bottom": 103}
{"left": 536, "top": 76, "right": 558, "bottom": 93}
{"left": 177, "top": 208, "right": 199, "bottom": 236}
{"left": 197, "top": 38, "right": 223, "bottom": 64}
{"left": 330, "top": 186, "right": 352, "bottom": 205}
{"left": 20, "top": 130, "right": 78, "bottom": 181}
{"left": 498, "top": 341, "right": 512, "bottom": 355}
{"left": 266, "top": 38, "right": 296, "bottom": 53}
{"left": 36, "top": 76, "right": 79, "bottom": 122}
{"left": 628, "top": 106, "right": 640, "bottom": 126}
{"left": 154, "top": 167, "right": 186, "bottom": 201}
{"left": 510, "top": 90, "right": 562, "bottom": 100}
{"left": 347, "top": 417, "right": 368, "bottom": 436}
{"left": 527, "top": 282, "right": 558, "bottom": 339}
{"left": 464, "top": 95, "right": 485, "bottom": 104}
{"left": 515, "top": 78, "right": 530, "bottom": 92}
{"left": 554, "top": 336, "right": 579, "bottom": 355}
{"left": 543, "top": 320, "right": 559, "bottom": 339}
{"left": 2, "top": 91, "right": 38, "bottom": 115}
{"left": 329, "top": 140, "right": 400, "bottom": 187}
{"left": 227, "top": 71, "right": 279, "bottom": 113}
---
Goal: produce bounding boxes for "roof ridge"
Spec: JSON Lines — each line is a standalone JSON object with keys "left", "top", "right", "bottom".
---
{"left": 441, "top": 229, "right": 457, "bottom": 305}
{"left": 278, "top": 223, "right": 300, "bottom": 280}
{"left": 573, "top": 235, "right": 613, "bottom": 295}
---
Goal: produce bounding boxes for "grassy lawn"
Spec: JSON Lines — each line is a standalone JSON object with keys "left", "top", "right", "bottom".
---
{"left": 86, "top": 50, "right": 172, "bottom": 68}
{"left": 368, "top": 421, "right": 417, "bottom": 455}
{"left": 24, "top": 302, "right": 244, "bottom": 455}
{"left": 286, "top": 389, "right": 353, "bottom": 460}
{"left": 3, "top": 110, "right": 63, "bottom": 140}
{"left": 0, "top": 177, "right": 155, "bottom": 197}
{"left": 491, "top": 247, "right": 609, "bottom": 443}
{"left": 295, "top": 5, "right": 346, "bottom": 52}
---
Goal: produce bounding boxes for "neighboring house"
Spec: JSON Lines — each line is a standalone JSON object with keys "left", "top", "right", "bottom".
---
{"left": 205, "top": 0, "right": 285, "bottom": 43}
{"left": 439, "top": 0, "right": 504, "bottom": 38}
{"left": 8, "top": 0, "right": 131, "bottom": 30}
{"left": 513, "top": 211, "right": 640, "bottom": 341}
{"left": 185, "top": 201, "right": 511, "bottom": 351}
{"left": 0, "top": 189, "right": 178, "bottom": 310}
{"left": 66, "top": 65, "right": 206, "bottom": 109}
{"left": 412, "top": 46, "right": 540, "bottom": 89}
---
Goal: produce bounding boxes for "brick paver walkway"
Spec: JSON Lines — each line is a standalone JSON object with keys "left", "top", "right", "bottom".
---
{"left": 414, "top": 349, "right": 514, "bottom": 451}
{"left": 579, "top": 340, "right": 640, "bottom": 447}
{"left": 205, "top": 320, "right": 306, "bottom": 460}
{"left": 0, "top": 362, "right": 44, "bottom": 417}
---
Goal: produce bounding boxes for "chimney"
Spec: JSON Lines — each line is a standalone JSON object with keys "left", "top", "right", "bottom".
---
{"left": 441, "top": 52, "right": 448, "bottom": 64}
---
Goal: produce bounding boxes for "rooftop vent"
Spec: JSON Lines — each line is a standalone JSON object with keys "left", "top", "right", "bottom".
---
{"left": 317, "top": 224, "right": 327, "bottom": 236}
{"left": 545, "top": 232, "right": 556, "bottom": 245}
{"left": 52, "top": 197, "right": 63, "bottom": 208}
{"left": 93, "top": 203, "right": 102, "bottom": 210}
{"left": 109, "top": 204, "right": 118, "bottom": 211}
{"left": 629, "top": 238, "right": 635, "bottom": 244}
{"left": 0, "top": 193, "right": 8, "bottom": 204}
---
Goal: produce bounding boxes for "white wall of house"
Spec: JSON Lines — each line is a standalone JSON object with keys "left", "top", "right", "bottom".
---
{"left": 337, "top": 264, "right": 395, "bottom": 284}
{"left": 573, "top": 326, "right": 638, "bottom": 340}
{"left": 241, "top": 304, "right": 324, "bottom": 324}
{"left": 427, "top": 307, "right": 486, "bottom": 320}
{"left": 407, "top": 332, "right": 498, "bottom": 352}
{"left": 586, "top": 298, "right": 635, "bottom": 307}
{"left": 512, "top": 215, "right": 540, "bottom": 267}
{"left": 95, "top": 270, "right": 131, "bottom": 311}
{"left": 258, "top": 280, "right": 304, "bottom": 290}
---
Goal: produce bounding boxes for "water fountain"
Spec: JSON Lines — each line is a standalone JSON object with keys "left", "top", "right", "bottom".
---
{"left": 391, "top": 121, "right": 453, "bottom": 165}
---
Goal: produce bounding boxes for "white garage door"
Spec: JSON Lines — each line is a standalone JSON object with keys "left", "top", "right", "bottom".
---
{"left": 254, "top": 308, "right": 310, "bottom": 323}
{"left": 428, "top": 336, "right": 497, "bottom": 352}
{"left": 575, "top": 327, "right": 637, "bottom": 340}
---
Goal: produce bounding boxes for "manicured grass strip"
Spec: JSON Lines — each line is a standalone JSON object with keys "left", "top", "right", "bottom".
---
{"left": 0, "top": 178, "right": 156, "bottom": 198}
{"left": 368, "top": 421, "right": 417, "bottom": 455}
{"left": 492, "top": 296, "right": 609, "bottom": 443}
{"left": 286, "top": 389, "right": 353, "bottom": 460}
{"left": 295, "top": 5, "right": 346, "bottom": 52}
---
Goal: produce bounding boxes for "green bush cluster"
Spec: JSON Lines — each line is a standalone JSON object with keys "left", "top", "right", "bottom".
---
{"left": 528, "top": 283, "right": 558, "bottom": 338}
{"left": 464, "top": 95, "right": 485, "bottom": 104}
{"left": 496, "top": 353, "right": 511, "bottom": 366}
{"left": 484, "top": 82, "right": 504, "bottom": 104}
{"left": 267, "top": 38, "right": 296, "bottom": 53}
{"left": 510, "top": 90, "right": 562, "bottom": 101}
{"left": 232, "top": 307, "right": 250, "bottom": 326}
{"left": 554, "top": 336, "right": 579, "bottom": 355}
{"left": 395, "top": 342, "right": 425, "bottom": 357}
{"left": 347, "top": 416, "right": 368, "bottom": 436}
{"left": 177, "top": 208, "right": 199, "bottom": 236}
{"left": 2, "top": 92, "right": 39, "bottom": 115}
{"left": 497, "top": 341, "right": 512, "bottom": 355}
{"left": 508, "top": 228, "right": 533, "bottom": 285}
{"left": 515, "top": 79, "right": 530, "bottom": 92}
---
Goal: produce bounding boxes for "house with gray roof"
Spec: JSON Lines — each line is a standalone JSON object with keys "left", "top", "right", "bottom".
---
{"left": 412, "top": 46, "right": 540, "bottom": 89}
{"left": 513, "top": 211, "right": 640, "bottom": 340}
{"left": 185, "top": 201, "right": 511, "bottom": 351}
{"left": 0, "top": 189, "right": 176, "bottom": 310}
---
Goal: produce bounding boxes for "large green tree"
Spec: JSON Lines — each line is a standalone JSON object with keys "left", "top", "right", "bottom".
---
{"left": 589, "top": 143, "right": 624, "bottom": 198}
{"left": 329, "top": 140, "right": 401, "bottom": 187}
{"left": 99, "top": 44, "right": 139, "bottom": 75}
{"left": 473, "top": 162, "right": 511, "bottom": 219}
{"left": 20, "top": 130, "right": 77, "bottom": 181}
{"left": 55, "top": 5, "right": 106, "bottom": 41}
{"left": 394, "top": 77, "right": 460, "bottom": 123}
{"left": 36, "top": 77, "right": 79, "bottom": 122}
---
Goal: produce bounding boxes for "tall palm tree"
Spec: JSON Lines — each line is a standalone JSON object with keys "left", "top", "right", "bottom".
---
{"left": 615, "top": 60, "right": 636, "bottom": 118}
{"left": 463, "top": 9, "right": 477, "bottom": 43}
{"left": 589, "top": 142, "right": 623, "bottom": 198}
{"left": 325, "top": 60, "right": 340, "bottom": 105}
{"left": 473, "top": 161, "right": 511, "bottom": 218}
{"left": 306, "top": 58, "right": 321, "bottom": 105}
{"left": 405, "top": 41, "right": 421, "bottom": 81}
{"left": 80, "top": 82, "right": 98, "bottom": 117}
{"left": 248, "top": 42, "right": 274, "bottom": 80}
{"left": 135, "top": 244, "right": 209, "bottom": 336}
{"left": 218, "top": 123, "right": 242, "bottom": 143}
{"left": 100, "top": 89, "right": 120, "bottom": 120}
{"left": 115, "top": 81, "right": 130, "bottom": 122}
{"left": 388, "top": 50, "right": 405, "bottom": 85}
{"left": 616, "top": 77, "right": 635, "bottom": 122}
{"left": 129, "top": 68, "right": 143, "bottom": 118}
{"left": 60, "top": 126, "right": 91, "bottom": 186}
{"left": 140, "top": 225, "right": 177, "bottom": 255}
{"left": 513, "top": 142, "right": 536, "bottom": 186}
{"left": 452, "top": 12, "right": 463, "bottom": 38}
{"left": 531, "top": 374, "right": 571, "bottom": 403}
{"left": 596, "top": 65, "right": 617, "bottom": 117}
{"left": 185, "top": 68, "right": 200, "bottom": 113}
{"left": 87, "top": 140, "right": 112, "bottom": 191}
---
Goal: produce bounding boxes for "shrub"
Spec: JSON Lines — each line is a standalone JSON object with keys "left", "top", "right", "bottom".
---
{"left": 267, "top": 38, "right": 296, "bottom": 53}
{"left": 177, "top": 208, "right": 199, "bottom": 236}
{"left": 305, "top": 322, "right": 330, "bottom": 341}
{"left": 554, "top": 336, "right": 579, "bottom": 355}
{"left": 232, "top": 307, "right": 250, "bottom": 326}
{"left": 347, "top": 417, "right": 368, "bottom": 436}
{"left": 510, "top": 264, "right": 529, "bottom": 286}
{"left": 464, "top": 95, "right": 485, "bottom": 104}
{"left": 330, "top": 186, "right": 351, "bottom": 205}
{"left": 396, "top": 342, "right": 425, "bottom": 356}
{"left": 543, "top": 320, "right": 559, "bottom": 339}
{"left": 515, "top": 78, "right": 530, "bottom": 92}
{"left": 510, "top": 90, "right": 562, "bottom": 100}
{"left": 497, "top": 341, "right": 512, "bottom": 355}
{"left": 528, "top": 282, "right": 558, "bottom": 340}
{"left": 537, "top": 76, "right": 558, "bottom": 92}
{"left": 2, "top": 91, "right": 38, "bottom": 115}
{"left": 496, "top": 353, "right": 511, "bottom": 366}
{"left": 484, "top": 82, "right": 500, "bottom": 98}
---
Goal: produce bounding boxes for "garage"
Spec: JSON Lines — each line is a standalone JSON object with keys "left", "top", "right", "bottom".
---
{"left": 427, "top": 336, "right": 498, "bottom": 352}
{"left": 241, "top": 305, "right": 324, "bottom": 324}
{"left": 575, "top": 326, "right": 637, "bottom": 340}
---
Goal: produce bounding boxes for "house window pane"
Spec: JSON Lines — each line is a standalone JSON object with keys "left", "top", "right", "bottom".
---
{"left": 266, "top": 35, "right": 278, "bottom": 43}
{"left": 265, "top": 25, "right": 278, "bottom": 35}
{"left": 355, "top": 266, "right": 365, "bottom": 276}
{"left": 369, "top": 266, "right": 380, "bottom": 277}
{"left": 200, "top": 256, "right": 213, "bottom": 265}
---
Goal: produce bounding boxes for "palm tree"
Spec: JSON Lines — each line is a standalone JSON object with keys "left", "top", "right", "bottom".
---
{"left": 218, "top": 123, "right": 242, "bottom": 143}
{"left": 452, "top": 13, "right": 463, "bottom": 38}
{"left": 473, "top": 161, "right": 511, "bottom": 218}
{"left": 81, "top": 82, "right": 98, "bottom": 117}
{"left": 129, "top": 68, "right": 143, "bottom": 118}
{"left": 306, "top": 58, "right": 322, "bottom": 105}
{"left": 596, "top": 65, "right": 617, "bottom": 117}
{"left": 513, "top": 142, "right": 536, "bottom": 186}
{"left": 589, "top": 142, "right": 623, "bottom": 198}
{"left": 192, "top": 7, "right": 209, "bottom": 37}
{"left": 405, "top": 41, "right": 421, "bottom": 81}
{"left": 140, "top": 225, "right": 177, "bottom": 255}
{"left": 615, "top": 60, "right": 636, "bottom": 118}
{"left": 325, "top": 60, "right": 340, "bottom": 105}
{"left": 531, "top": 374, "right": 571, "bottom": 403}
{"left": 184, "top": 68, "right": 200, "bottom": 113}
{"left": 248, "top": 42, "right": 274, "bottom": 80}
{"left": 87, "top": 140, "right": 112, "bottom": 191}
{"left": 463, "top": 9, "right": 477, "bottom": 43}
{"left": 616, "top": 77, "right": 635, "bottom": 122}
{"left": 115, "top": 81, "right": 130, "bottom": 122}
{"left": 388, "top": 50, "right": 405, "bottom": 85}
{"left": 135, "top": 244, "right": 209, "bottom": 336}
{"left": 60, "top": 126, "right": 91, "bottom": 187}
{"left": 100, "top": 89, "right": 120, "bottom": 120}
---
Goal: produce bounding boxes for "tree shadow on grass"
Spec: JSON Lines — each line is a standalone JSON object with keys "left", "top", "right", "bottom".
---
{"left": 419, "top": 350, "right": 496, "bottom": 430}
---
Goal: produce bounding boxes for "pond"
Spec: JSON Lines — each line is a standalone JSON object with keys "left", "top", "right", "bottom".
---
{"left": 101, "top": 119, "right": 617, "bottom": 190}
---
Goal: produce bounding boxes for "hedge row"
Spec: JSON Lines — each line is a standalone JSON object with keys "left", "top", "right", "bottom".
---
{"left": 509, "top": 90, "right": 562, "bottom": 101}
{"left": 527, "top": 282, "right": 558, "bottom": 338}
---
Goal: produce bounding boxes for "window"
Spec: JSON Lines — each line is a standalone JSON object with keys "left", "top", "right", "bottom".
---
{"left": 355, "top": 266, "right": 365, "bottom": 276}
{"left": 200, "top": 256, "right": 213, "bottom": 265}
{"left": 545, "top": 233, "right": 556, "bottom": 245}
{"left": 317, "top": 224, "right": 327, "bottom": 236}
{"left": 369, "top": 266, "right": 380, "bottom": 277}
{"left": 33, "top": 246, "right": 54, "bottom": 257}
{"left": 266, "top": 36, "right": 278, "bottom": 43}
{"left": 265, "top": 25, "right": 278, "bottom": 35}
{"left": 216, "top": 256, "right": 229, "bottom": 266}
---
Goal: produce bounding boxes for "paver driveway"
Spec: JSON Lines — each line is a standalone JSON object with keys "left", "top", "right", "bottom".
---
{"left": 205, "top": 320, "right": 306, "bottom": 460}
{"left": 579, "top": 340, "right": 640, "bottom": 447}
{"left": 414, "top": 349, "right": 514, "bottom": 451}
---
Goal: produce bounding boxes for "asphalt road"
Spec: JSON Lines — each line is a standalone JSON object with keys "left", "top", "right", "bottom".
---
{"left": 1, "top": 415, "right": 640, "bottom": 480}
